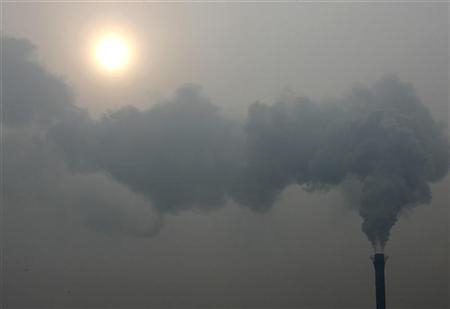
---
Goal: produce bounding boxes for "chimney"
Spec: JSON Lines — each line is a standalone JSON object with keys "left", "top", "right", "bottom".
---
{"left": 371, "top": 253, "right": 387, "bottom": 309}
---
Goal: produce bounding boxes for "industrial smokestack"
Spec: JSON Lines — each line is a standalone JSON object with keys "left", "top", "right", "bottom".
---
{"left": 371, "top": 253, "right": 387, "bottom": 309}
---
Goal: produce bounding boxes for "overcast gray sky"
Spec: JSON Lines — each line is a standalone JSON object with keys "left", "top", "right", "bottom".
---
{"left": 5, "top": 3, "right": 449, "bottom": 118}
{"left": 2, "top": 2, "right": 449, "bottom": 309}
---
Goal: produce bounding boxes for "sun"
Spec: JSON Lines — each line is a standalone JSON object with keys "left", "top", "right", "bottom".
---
{"left": 95, "top": 34, "right": 131, "bottom": 72}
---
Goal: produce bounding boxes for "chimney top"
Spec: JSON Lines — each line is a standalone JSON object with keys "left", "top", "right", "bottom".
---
{"left": 372, "top": 253, "right": 386, "bottom": 263}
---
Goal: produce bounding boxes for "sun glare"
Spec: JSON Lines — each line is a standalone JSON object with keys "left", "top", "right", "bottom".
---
{"left": 95, "top": 34, "right": 131, "bottom": 72}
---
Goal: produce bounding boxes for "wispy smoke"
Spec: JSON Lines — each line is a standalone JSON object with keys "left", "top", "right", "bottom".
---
{"left": 4, "top": 37, "right": 449, "bottom": 246}
{"left": 3, "top": 37, "right": 161, "bottom": 238}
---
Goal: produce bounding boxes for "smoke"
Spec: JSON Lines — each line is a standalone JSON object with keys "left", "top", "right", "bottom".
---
{"left": 4, "top": 36, "right": 449, "bottom": 246}
{"left": 50, "top": 84, "right": 243, "bottom": 213}
{"left": 3, "top": 37, "right": 161, "bottom": 238}
{"left": 239, "top": 78, "right": 449, "bottom": 247}
{"left": 3, "top": 37, "right": 85, "bottom": 129}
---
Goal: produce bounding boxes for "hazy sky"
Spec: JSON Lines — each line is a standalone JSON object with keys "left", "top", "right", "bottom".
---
{"left": 2, "top": 2, "right": 449, "bottom": 309}
{"left": 5, "top": 3, "right": 449, "bottom": 118}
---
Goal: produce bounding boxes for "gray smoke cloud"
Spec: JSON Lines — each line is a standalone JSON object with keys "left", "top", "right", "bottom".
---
{"left": 3, "top": 37, "right": 161, "bottom": 237}
{"left": 50, "top": 84, "right": 243, "bottom": 213}
{"left": 239, "top": 79, "right": 449, "bottom": 248}
{"left": 4, "top": 36, "right": 449, "bottom": 247}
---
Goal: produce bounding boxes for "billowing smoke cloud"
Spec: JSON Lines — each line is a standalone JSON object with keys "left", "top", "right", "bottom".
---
{"left": 4, "top": 36, "right": 449, "bottom": 247}
{"left": 50, "top": 84, "right": 243, "bottom": 213}
{"left": 239, "top": 79, "right": 449, "bottom": 248}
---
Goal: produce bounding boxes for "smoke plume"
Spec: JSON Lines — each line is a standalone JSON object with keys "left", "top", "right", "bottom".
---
{"left": 4, "top": 37, "right": 449, "bottom": 246}
{"left": 239, "top": 78, "right": 449, "bottom": 247}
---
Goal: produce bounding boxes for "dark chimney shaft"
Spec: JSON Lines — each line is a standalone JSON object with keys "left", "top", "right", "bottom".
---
{"left": 372, "top": 253, "right": 386, "bottom": 309}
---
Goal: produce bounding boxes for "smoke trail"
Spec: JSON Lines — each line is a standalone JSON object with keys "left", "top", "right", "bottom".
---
{"left": 239, "top": 77, "right": 449, "bottom": 247}
{"left": 4, "top": 37, "right": 448, "bottom": 245}
{"left": 51, "top": 77, "right": 449, "bottom": 246}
